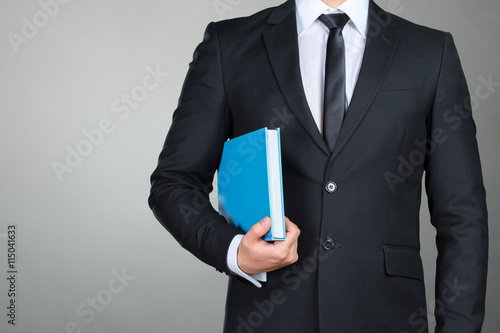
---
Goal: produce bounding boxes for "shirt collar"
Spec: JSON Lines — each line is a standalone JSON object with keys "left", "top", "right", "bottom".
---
{"left": 295, "top": 0, "right": 369, "bottom": 37}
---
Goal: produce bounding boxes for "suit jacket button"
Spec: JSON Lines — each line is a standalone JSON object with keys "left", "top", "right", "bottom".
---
{"left": 323, "top": 238, "right": 335, "bottom": 250}
{"left": 325, "top": 181, "right": 337, "bottom": 193}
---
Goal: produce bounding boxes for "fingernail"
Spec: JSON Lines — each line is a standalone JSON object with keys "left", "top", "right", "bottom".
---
{"left": 261, "top": 217, "right": 270, "bottom": 227}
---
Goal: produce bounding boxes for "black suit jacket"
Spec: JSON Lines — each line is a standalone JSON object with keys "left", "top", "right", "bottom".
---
{"left": 149, "top": 1, "right": 488, "bottom": 332}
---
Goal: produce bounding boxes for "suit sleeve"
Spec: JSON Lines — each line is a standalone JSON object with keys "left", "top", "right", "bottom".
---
{"left": 425, "top": 33, "right": 488, "bottom": 332}
{"left": 148, "top": 22, "right": 241, "bottom": 274}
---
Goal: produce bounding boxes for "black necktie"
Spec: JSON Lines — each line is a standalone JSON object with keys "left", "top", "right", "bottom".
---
{"left": 319, "top": 13, "right": 350, "bottom": 153}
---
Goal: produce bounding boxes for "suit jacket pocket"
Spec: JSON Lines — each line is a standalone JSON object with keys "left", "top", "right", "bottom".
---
{"left": 379, "top": 77, "right": 425, "bottom": 91}
{"left": 383, "top": 245, "right": 424, "bottom": 280}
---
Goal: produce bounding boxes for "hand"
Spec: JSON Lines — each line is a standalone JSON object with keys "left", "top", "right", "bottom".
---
{"left": 237, "top": 216, "right": 300, "bottom": 275}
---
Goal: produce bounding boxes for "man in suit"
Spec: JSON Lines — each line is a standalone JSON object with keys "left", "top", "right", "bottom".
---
{"left": 149, "top": 0, "right": 488, "bottom": 332}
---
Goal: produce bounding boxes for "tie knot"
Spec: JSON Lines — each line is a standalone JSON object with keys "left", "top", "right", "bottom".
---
{"left": 319, "top": 13, "right": 350, "bottom": 30}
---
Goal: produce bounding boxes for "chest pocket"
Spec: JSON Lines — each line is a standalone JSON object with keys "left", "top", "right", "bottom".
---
{"left": 379, "top": 77, "right": 425, "bottom": 92}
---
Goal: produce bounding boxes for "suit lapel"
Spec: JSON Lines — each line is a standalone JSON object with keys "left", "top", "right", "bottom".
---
{"left": 331, "top": 2, "right": 400, "bottom": 160}
{"left": 263, "top": 1, "right": 330, "bottom": 155}
{"left": 262, "top": 1, "right": 400, "bottom": 158}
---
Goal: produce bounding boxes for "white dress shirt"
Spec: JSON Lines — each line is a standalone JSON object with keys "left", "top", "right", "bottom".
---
{"left": 227, "top": 0, "right": 369, "bottom": 287}
{"left": 297, "top": 0, "right": 368, "bottom": 131}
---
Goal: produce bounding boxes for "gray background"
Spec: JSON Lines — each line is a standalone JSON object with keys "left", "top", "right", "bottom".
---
{"left": 0, "top": 0, "right": 498, "bottom": 332}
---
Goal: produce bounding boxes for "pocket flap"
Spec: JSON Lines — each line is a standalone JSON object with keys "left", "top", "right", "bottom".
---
{"left": 380, "top": 77, "right": 425, "bottom": 91}
{"left": 383, "top": 245, "right": 424, "bottom": 280}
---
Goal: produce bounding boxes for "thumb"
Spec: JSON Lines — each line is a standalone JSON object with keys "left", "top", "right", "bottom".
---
{"left": 246, "top": 217, "right": 271, "bottom": 240}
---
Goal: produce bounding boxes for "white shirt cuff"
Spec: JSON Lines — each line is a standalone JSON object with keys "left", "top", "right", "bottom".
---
{"left": 227, "top": 234, "right": 267, "bottom": 288}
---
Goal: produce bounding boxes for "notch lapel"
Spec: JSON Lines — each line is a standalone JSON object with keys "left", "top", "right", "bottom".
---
{"left": 331, "top": 3, "right": 400, "bottom": 160}
{"left": 263, "top": 1, "right": 330, "bottom": 155}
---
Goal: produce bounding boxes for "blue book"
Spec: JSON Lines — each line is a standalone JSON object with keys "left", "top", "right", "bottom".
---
{"left": 218, "top": 128, "right": 286, "bottom": 241}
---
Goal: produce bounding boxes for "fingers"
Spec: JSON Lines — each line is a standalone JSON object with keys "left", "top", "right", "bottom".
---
{"left": 246, "top": 216, "right": 272, "bottom": 241}
{"left": 284, "top": 216, "right": 300, "bottom": 241}
{"left": 237, "top": 216, "right": 300, "bottom": 274}
{"left": 273, "top": 217, "right": 300, "bottom": 263}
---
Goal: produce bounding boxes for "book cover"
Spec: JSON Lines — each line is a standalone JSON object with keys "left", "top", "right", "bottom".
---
{"left": 217, "top": 127, "right": 285, "bottom": 241}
